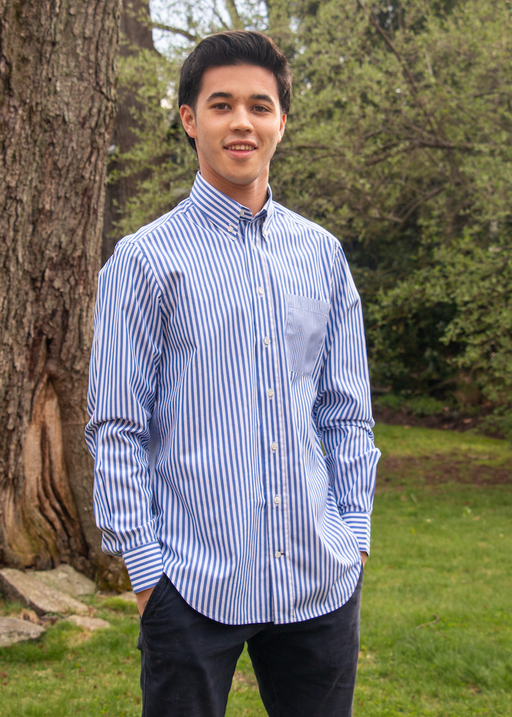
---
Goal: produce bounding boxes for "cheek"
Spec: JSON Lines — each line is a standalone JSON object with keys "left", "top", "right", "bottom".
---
{"left": 198, "top": 123, "right": 223, "bottom": 149}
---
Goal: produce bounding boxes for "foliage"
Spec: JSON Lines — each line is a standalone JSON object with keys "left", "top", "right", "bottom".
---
{"left": 278, "top": 0, "right": 512, "bottom": 423}
{"left": 1, "top": 426, "right": 511, "bottom": 716}
{"left": 281, "top": 1, "right": 512, "bottom": 242}
{"left": 110, "top": 45, "right": 196, "bottom": 237}
{"left": 113, "top": 0, "right": 512, "bottom": 430}
{"left": 369, "top": 236, "right": 512, "bottom": 417}
{"left": 376, "top": 393, "right": 447, "bottom": 417}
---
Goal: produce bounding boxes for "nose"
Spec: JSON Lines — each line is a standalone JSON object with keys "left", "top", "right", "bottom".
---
{"left": 229, "top": 105, "right": 253, "bottom": 133}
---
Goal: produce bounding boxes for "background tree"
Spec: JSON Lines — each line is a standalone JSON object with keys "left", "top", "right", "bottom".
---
{"left": 0, "top": 0, "right": 124, "bottom": 583}
{"left": 103, "top": 0, "right": 155, "bottom": 264}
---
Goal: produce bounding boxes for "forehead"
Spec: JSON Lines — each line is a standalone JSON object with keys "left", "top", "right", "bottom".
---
{"left": 197, "top": 64, "right": 279, "bottom": 102}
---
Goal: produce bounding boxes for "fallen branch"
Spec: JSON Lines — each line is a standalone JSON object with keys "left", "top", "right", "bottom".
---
{"left": 416, "top": 614, "right": 440, "bottom": 629}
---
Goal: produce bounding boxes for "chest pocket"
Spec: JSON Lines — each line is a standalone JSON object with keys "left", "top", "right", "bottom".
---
{"left": 284, "top": 294, "right": 330, "bottom": 376}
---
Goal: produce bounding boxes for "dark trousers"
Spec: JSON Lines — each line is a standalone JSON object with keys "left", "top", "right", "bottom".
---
{"left": 138, "top": 569, "right": 363, "bottom": 717}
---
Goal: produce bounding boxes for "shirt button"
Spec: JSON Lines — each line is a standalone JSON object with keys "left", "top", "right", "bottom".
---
{"left": 264, "top": 336, "right": 271, "bottom": 346}
{"left": 273, "top": 495, "right": 281, "bottom": 505}
{"left": 274, "top": 551, "right": 282, "bottom": 559}
{"left": 271, "top": 442, "right": 278, "bottom": 452}
{"left": 227, "top": 224, "right": 234, "bottom": 233}
{"left": 263, "top": 229, "right": 268, "bottom": 238}
{"left": 257, "top": 286, "right": 264, "bottom": 296}
{"left": 240, "top": 209, "right": 245, "bottom": 217}
{"left": 267, "top": 388, "right": 275, "bottom": 398}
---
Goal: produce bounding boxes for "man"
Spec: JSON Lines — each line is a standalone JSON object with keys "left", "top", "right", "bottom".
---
{"left": 86, "top": 31, "right": 380, "bottom": 717}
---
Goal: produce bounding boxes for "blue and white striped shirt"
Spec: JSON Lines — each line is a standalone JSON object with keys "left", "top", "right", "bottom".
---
{"left": 85, "top": 172, "right": 380, "bottom": 625}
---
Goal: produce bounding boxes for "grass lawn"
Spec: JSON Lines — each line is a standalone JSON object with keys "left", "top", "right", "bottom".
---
{"left": 1, "top": 425, "right": 511, "bottom": 716}
{"left": 352, "top": 425, "right": 512, "bottom": 717}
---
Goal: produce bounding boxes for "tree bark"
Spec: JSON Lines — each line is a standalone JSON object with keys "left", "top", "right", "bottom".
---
{"left": 102, "top": 0, "right": 154, "bottom": 264}
{"left": 0, "top": 0, "right": 127, "bottom": 588}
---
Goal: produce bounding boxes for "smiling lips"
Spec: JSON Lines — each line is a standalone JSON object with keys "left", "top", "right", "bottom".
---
{"left": 225, "top": 143, "right": 257, "bottom": 152}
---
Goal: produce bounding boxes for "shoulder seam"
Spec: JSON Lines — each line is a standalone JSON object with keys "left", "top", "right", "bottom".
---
{"left": 114, "top": 238, "right": 162, "bottom": 299}
{"left": 272, "top": 203, "right": 336, "bottom": 241}
{"left": 119, "top": 199, "right": 192, "bottom": 248}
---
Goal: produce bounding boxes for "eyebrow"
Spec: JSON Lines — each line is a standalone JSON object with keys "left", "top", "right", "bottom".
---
{"left": 206, "top": 91, "right": 276, "bottom": 106}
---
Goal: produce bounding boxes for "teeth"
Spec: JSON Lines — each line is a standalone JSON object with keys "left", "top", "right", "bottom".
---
{"left": 227, "top": 144, "right": 254, "bottom": 150}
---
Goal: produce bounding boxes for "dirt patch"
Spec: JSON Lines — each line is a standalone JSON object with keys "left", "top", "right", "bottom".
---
{"left": 231, "top": 670, "right": 258, "bottom": 691}
{"left": 379, "top": 454, "right": 512, "bottom": 486}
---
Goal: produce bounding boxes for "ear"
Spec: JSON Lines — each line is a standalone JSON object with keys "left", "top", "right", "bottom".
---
{"left": 277, "top": 114, "right": 287, "bottom": 144}
{"left": 180, "top": 105, "right": 197, "bottom": 138}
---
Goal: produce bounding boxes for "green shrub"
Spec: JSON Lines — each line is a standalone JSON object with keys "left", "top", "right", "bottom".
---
{"left": 405, "top": 396, "right": 447, "bottom": 417}
{"left": 375, "top": 394, "right": 404, "bottom": 412}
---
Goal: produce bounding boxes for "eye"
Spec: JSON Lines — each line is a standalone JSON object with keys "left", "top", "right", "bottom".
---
{"left": 212, "top": 102, "right": 230, "bottom": 110}
{"left": 253, "top": 105, "right": 271, "bottom": 113}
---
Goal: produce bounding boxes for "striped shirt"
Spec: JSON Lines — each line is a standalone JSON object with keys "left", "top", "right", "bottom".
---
{"left": 85, "top": 172, "right": 380, "bottom": 625}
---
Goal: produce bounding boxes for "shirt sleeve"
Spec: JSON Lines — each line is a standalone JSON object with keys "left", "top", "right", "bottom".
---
{"left": 313, "top": 243, "right": 381, "bottom": 555}
{"left": 84, "top": 240, "right": 164, "bottom": 592}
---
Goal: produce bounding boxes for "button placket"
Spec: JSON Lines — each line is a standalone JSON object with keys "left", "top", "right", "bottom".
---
{"left": 245, "top": 219, "right": 291, "bottom": 615}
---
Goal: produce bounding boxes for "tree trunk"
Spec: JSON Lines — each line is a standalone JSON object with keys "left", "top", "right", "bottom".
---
{"left": 102, "top": 0, "right": 154, "bottom": 264}
{"left": 0, "top": 0, "right": 128, "bottom": 588}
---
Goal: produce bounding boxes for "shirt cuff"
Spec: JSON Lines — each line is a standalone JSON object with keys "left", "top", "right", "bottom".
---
{"left": 341, "top": 512, "right": 371, "bottom": 555}
{"left": 123, "top": 541, "right": 164, "bottom": 593}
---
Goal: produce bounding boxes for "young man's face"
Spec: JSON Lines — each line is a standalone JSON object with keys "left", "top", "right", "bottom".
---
{"left": 180, "top": 64, "right": 286, "bottom": 202}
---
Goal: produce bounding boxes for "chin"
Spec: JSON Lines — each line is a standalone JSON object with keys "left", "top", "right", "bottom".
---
{"left": 224, "top": 172, "right": 259, "bottom": 186}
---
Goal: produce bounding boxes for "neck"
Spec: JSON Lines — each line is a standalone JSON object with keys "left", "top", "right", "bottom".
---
{"left": 199, "top": 165, "right": 269, "bottom": 216}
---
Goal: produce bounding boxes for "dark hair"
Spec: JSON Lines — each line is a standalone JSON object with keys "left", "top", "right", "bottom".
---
{"left": 178, "top": 31, "right": 292, "bottom": 152}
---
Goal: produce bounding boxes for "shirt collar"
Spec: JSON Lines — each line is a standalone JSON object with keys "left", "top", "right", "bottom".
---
{"left": 189, "top": 172, "right": 275, "bottom": 241}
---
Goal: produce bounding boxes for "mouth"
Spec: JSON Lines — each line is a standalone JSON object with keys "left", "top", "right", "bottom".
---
{"left": 224, "top": 142, "right": 257, "bottom": 157}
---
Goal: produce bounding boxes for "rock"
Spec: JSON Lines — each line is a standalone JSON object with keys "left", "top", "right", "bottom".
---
{"left": 65, "top": 615, "right": 110, "bottom": 631}
{"left": 34, "top": 564, "right": 96, "bottom": 598}
{"left": 116, "top": 591, "right": 138, "bottom": 604}
{"left": 0, "top": 617, "right": 45, "bottom": 647}
{"left": 0, "top": 568, "right": 88, "bottom": 616}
